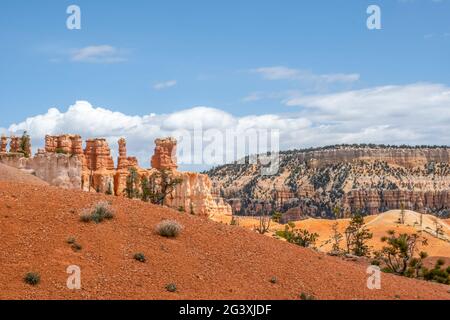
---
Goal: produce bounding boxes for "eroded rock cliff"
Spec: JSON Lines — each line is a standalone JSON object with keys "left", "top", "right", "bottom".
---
{"left": 206, "top": 145, "right": 450, "bottom": 220}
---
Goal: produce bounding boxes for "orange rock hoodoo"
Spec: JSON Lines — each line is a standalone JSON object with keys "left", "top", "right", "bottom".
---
{"left": 9, "top": 136, "right": 20, "bottom": 153}
{"left": 151, "top": 137, "right": 178, "bottom": 170}
{"left": 45, "top": 134, "right": 83, "bottom": 155}
{"left": 84, "top": 139, "right": 115, "bottom": 171}
{"left": 1, "top": 135, "right": 32, "bottom": 155}
{"left": 117, "top": 138, "right": 138, "bottom": 170}
{"left": 1, "top": 136, "right": 8, "bottom": 153}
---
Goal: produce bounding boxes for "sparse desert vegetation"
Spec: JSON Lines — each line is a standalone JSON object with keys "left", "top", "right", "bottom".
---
{"left": 133, "top": 253, "right": 147, "bottom": 263}
{"left": 80, "top": 201, "right": 115, "bottom": 224}
{"left": 300, "top": 292, "right": 316, "bottom": 300}
{"left": 278, "top": 223, "right": 319, "bottom": 248}
{"left": 166, "top": 283, "right": 177, "bottom": 293}
{"left": 66, "top": 237, "right": 82, "bottom": 251}
{"left": 24, "top": 272, "right": 40, "bottom": 286}
{"left": 156, "top": 220, "right": 182, "bottom": 238}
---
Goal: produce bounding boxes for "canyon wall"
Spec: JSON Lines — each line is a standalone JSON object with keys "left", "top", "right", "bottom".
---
{"left": 207, "top": 146, "right": 450, "bottom": 220}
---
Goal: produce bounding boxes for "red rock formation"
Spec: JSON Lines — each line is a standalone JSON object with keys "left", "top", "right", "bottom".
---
{"left": 84, "top": 139, "right": 115, "bottom": 171}
{"left": 114, "top": 138, "right": 140, "bottom": 196}
{"left": 81, "top": 138, "right": 115, "bottom": 193}
{"left": 151, "top": 138, "right": 178, "bottom": 170}
{"left": 118, "top": 138, "right": 126, "bottom": 157}
{"left": 164, "top": 171, "right": 232, "bottom": 217}
{"left": 0, "top": 136, "right": 7, "bottom": 153}
{"left": 117, "top": 138, "right": 138, "bottom": 170}
{"left": 45, "top": 134, "right": 83, "bottom": 155}
{"left": 9, "top": 136, "right": 20, "bottom": 153}
{"left": 1, "top": 134, "right": 231, "bottom": 217}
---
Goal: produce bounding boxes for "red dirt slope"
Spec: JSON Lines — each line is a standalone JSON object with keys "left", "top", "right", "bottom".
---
{"left": 0, "top": 181, "right": 449, "bottom": 300}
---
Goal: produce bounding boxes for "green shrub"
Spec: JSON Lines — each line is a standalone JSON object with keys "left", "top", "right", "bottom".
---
{"left": 272, "top": 212, "right": 283, "bottom": 223}
{"left": 422, "top": 260, "right": 450, "bottom": 285}
{"left": 55, "top": 147, "right": 68, "bottom": 154}
{"left": 371, "top": 259, "right": 381, "bottom": 266}
{"left": 275, "top": 230, "right": 287, "bottom": 239}
{"left": 300, "top": 292, "right": 315, "bottom": 300}
{"left": 156, "top": 220, "right": 182, "bottom": 238}
{"left": 166, "top": 283, "right": 177, "bottom": 292}
{"left": 344, "top": 214, "right": 372, "bottom": 257}
{"left": 270, "top": 277, "right": 278, "bottom": 284}
{"left": 80, "top": 201, "right": 115, "bottom": 224}
{"left": 24, "top": 272, "right": 40, "bottom": 286}
{"left": 374, "top": 231, "right": 427, "bottom": 276}
{"left": 283, "top": 225, "right": 319, "bottom": 248}
{"left": 66, "top": 237, "right": 82, "bottom": 251}
{"left": 71, "top": 243, "right": 82, "bottom": 252}
{"left": 134, "top": 253, "right": 146, "bottom": 263}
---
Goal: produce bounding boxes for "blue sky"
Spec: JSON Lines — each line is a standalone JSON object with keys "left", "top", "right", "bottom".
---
{"left": 1, "top": 0, "right": 450, "bottom": 168}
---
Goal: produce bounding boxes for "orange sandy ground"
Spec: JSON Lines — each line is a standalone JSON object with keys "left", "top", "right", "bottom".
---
{"left": 0, "top": 181, "right": 449, "bottom": 300}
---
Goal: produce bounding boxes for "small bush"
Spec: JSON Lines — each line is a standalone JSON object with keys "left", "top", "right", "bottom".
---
{"left": 24, "top": 272, "right": 40, "bottom": 286}
{"left": 156, "top": 220, "right": 182, "bottom": 238}
{"left": 270, "top": 277, "right": 278, "bottom": 284}
{"left": 422, "top": 260, "right": 450, "bottom": 285}
{"left": 284, "top": 226, "right": 319, "bottom": 248}
{"left": 66, "top": 237, "right": 82, "bottom": 251}
{"left": 300, "top": 292, "right": 316, "bottom": 300}
{"left": 71, "top": 243, "right": 82, "bottom": 252}
{"left": 371, "top": 260, "right": 381, "bottom": 266}
{"left": 166, "top": 283, "right": 177, "bottom": 292}
{"left": 80, "top": 201, "right": 115, "bottom": 224}
{"left": 134, "top": 253, "right": 146, "bottom": 263}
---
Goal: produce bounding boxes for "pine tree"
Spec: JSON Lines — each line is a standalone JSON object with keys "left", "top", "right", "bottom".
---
{"left": 344, "top": 214, "right": 372, "bottom": 257}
